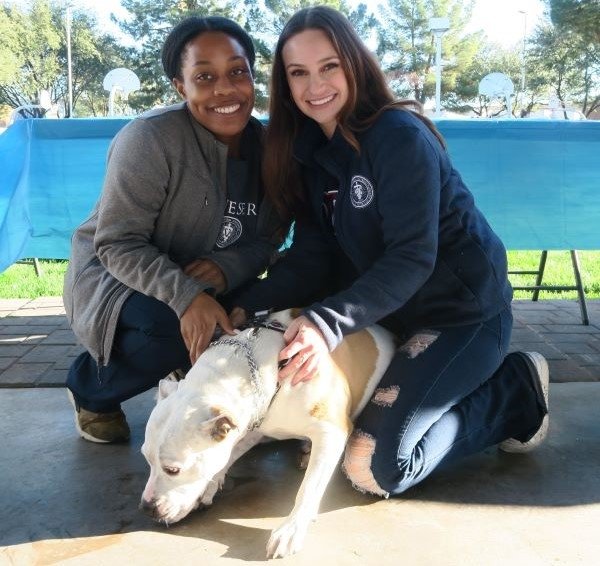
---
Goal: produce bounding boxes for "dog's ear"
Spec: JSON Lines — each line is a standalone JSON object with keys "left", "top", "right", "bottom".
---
{"left": 210, "top": 414, "right": 237, "bottom": 442}
{"left": 156, "top": 378, "right": 180, "bottom": 403}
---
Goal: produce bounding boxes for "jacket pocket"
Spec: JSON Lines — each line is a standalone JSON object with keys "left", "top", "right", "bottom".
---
{"left": 64, "top": 257, "right": 98, "bottom": 324}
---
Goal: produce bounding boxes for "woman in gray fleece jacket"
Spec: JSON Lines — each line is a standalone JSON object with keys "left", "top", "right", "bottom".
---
{"left": 64, "top": 16, "right": 280, "bottom": 443}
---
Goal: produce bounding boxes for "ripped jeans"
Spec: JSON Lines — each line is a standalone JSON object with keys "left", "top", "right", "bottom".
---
{"left": 343, "top": 306, "right": 545, "bottom": 497}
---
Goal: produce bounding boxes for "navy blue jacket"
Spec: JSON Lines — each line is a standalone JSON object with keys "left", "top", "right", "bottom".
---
{"left": 237, "top": 109, "right": 512, "bottom": 349}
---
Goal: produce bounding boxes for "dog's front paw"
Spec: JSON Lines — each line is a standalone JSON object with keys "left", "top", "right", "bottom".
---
{"left": 199, "top": 478, "right": 222, "bottom": 506}
{"left": 266, "top": 517, "right": 309, "bottom": 559}
{"left": 297, "top": 439, "right": 312, "bottom": 470}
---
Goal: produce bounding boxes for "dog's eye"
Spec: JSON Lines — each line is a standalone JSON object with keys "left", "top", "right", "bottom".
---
{"left": 163, "top": 465, "right": 181, "bottom": 476}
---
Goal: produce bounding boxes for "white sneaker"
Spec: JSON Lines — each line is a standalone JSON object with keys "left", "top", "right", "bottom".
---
{"left": 500, "top": 352, "right": 549, "bottom": 453}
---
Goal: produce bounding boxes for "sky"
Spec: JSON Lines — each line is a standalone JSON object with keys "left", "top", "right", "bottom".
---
{"left": 67, "top": 0, "right": 547, "bottom": 49}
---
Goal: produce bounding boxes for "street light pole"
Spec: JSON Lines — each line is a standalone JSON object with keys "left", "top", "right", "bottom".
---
{"left": 65, "top": 4, "right": 73, "bottom": 118}
{"left": 518, "top": 10, "right": 527, "bottom": 116}
{"left": 429, "top": 17, "right": 450, "bottom": 118}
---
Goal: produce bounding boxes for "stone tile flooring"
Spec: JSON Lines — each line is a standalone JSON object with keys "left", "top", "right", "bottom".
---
{"left": 1, "top": 297, "right": 599, "bottom": 387}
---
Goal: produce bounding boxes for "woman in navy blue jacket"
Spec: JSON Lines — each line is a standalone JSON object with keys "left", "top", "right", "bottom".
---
{"left": 233, "top": 6, "right": 549, "bottom": 497}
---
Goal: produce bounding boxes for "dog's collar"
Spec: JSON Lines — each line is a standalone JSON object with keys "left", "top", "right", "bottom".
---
{"left": 207, "top": 314, "right": 285, "bottom": 430}
{"left": 240, "top": 309, "right": 287, "bottom": 335}
{"left": 211, "top": 310, "right": 287, "bottom": 341}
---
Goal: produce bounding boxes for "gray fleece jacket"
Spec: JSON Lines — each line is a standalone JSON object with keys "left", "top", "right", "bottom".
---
{"left": 63, "top": 102, "right": 279, "bottom": 365}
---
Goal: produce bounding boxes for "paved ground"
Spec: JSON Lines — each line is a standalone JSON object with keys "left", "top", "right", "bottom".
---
{"left": 1, "top": 297, "right": 599, "bottom": 387}
{"left": 1, "top": 297, "right": 600, "bottom": 565}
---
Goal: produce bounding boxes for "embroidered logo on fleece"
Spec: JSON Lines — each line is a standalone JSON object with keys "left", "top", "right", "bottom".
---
{"left": 216, "top": 216, "right": 242, "bottom": 248}
{"left": 350, "top": 175, "right": 374, "bottom": 209}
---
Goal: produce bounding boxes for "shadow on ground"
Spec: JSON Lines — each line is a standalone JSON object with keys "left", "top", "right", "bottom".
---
{"left": 1, "top": 383, "right": 599, "bottom": 559}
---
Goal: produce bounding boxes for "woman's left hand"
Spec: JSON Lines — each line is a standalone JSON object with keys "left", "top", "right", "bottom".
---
{"left": 184, "top": 259, "right": 227, "bottom": 294}
{"left": 279, "top": 315, "right": 328, "bottom": 385}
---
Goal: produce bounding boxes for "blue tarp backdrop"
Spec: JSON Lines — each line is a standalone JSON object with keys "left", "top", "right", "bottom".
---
{"left": 0, "top": 117, "right": 599, "bottom": 273}
{"left": 0, "top": 118, "right": 129, "bottom": 272}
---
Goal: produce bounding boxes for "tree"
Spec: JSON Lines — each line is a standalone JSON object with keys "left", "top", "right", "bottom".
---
{"left": 67, "top": 24, "right": 130, "bottom": 117}
{"left": 549, "top": 0, "right": 600, "bottom": 44}
{"left": 0, "top": 0, "right": 127, "bottom": 116}
{"left": 0, "top": 6, "right": 20, "bottom": 85}
{"left": 543, "top": 0, "right": 600, "bottom": 116}
{"left": 0, "top": 1, "right": 61, "bottom": 109}
{"left": 528, "top": 22, "right": 600, "bottom": 117}
{"left": 375, "top": 0, "right": 482, "bottom": 108}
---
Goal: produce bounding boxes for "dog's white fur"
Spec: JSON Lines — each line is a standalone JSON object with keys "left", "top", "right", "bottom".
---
{"left": 141, "top": 309, "right": 395, "bottom": 558}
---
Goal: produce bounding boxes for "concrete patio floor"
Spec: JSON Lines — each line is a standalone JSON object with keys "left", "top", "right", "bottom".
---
{"left": 1, "top": 298, "right": 600, "bottom": 565}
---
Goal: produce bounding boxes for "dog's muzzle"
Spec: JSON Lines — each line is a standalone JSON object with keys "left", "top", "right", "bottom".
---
{"left": 139, "top": 496, "right": 204, "bottom": 524}
{"left": 139, "top": 498, "right": 163, "bottom": 520}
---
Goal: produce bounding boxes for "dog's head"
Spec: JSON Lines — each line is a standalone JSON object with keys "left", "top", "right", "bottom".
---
{"left": 139, "top": 378, "right": 242, "bottom": 524}
{"left": 139, "top": 311, "right": 293, "bottom": 524}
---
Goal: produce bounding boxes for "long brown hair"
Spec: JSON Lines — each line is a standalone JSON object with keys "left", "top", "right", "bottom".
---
{"left": 264, "top": 5, "right": 445, "bottom": 230}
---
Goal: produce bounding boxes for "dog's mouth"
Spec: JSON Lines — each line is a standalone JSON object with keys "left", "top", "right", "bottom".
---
{"left": 141, "top": 497, "right": 205, "bottom": 525}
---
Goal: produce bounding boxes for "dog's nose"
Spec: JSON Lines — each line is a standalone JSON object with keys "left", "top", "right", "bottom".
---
{"left": 139, "top": 498, "right": 160, "bottom": 519}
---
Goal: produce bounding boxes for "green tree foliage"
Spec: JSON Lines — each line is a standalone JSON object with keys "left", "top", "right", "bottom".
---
{"left": 69, "top": 22, "right": 128, "bottom": 116}
{"left": 549, "top": 0, "right": 600, "bottom": 44}
{"left": 0, "top": 1, "right": 61, "bottom": 109}
{"left": 543, "top": 0, "right": 600, "bottom": 116}
{"left": 0, "top": 0, "right": 126, "bottom": 116}
{"left": 375, "top": 0, "right": 481, "bottom": 105}
{"left": 3, "top": 0, "right": 597, "bottom": 119}
{"left": 528, "top": 21, "right": 599, "bottom": 117}
{"left": 0, "top": 7, "right": 21, "bottom": 84}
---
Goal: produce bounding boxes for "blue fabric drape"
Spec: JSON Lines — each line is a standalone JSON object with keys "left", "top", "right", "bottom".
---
{"left": 440, "top": 119, "right": 600, "bottom": 251}
{"left": 0, "top": 118, "right": 129, "bottom": 272}
{"left": 0, "top": 118, "right": 599, "bottom": 274}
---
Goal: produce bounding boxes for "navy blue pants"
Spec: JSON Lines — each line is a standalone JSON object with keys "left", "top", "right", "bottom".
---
{"left": 346, "top": 307, "right": 546, "bottom": 496}
{"left": 66, "top": 292, "right": 191, "bottom": 413}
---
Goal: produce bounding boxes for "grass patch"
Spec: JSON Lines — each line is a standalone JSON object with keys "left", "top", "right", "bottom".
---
{"left": 508, "top": 251, "right": 600, "bottom": 299}
{"left": 0, "top": 252, "right": 598, "bottom": 300}
{"left": 0, "top": 259, "right": 68, "bottom": 298}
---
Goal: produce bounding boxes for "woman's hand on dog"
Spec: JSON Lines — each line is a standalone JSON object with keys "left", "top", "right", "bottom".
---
{"left": 279, "top": 316, "right": 328, "bottom": 385}
{"left": 181, "top": 293, "right": 235, "bottom": 364}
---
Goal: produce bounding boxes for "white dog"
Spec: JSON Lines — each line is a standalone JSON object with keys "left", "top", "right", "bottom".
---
{"left": 140, "top": 309, "right": 396, "bottom": 558}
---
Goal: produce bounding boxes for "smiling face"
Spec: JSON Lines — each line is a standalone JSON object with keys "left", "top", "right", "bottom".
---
{"left": 173, "top": 31, "right": 254, "bottom": 150}
{"left": 282, "top": 28, "right": 349, "bottom": 139}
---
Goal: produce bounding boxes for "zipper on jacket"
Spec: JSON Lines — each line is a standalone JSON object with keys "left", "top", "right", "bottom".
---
{"left": 98, "top": 287, "right": 125, "bottom": 371}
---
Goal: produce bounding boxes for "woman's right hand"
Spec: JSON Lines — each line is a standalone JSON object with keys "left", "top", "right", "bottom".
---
{"left": 180, "top": 293, "right": 235, "bottom": 364}
{"left": 278, "top": 315, "right": 328, "bottom": 385}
